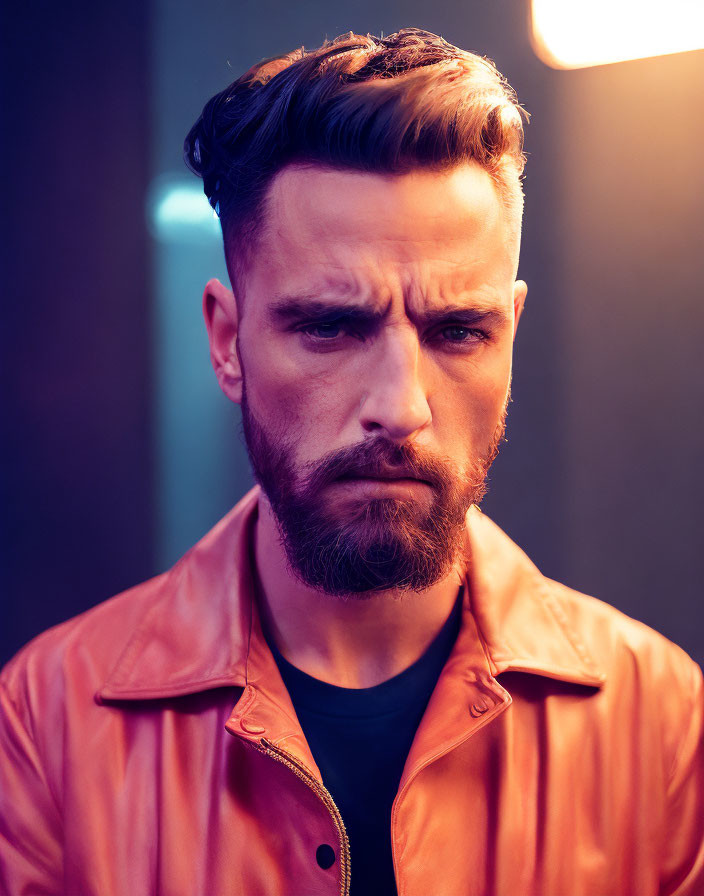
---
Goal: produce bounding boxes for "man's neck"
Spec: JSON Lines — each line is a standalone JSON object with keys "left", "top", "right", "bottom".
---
{"left": 253, "top": 495, "right": 466, "bottom": 689}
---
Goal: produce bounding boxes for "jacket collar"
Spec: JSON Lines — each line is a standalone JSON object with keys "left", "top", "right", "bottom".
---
{"left": 97, "top": 487, "right": 605, "bottom": 702}
{"left": 463, "top": 507, "right": 605, "bottom": 686}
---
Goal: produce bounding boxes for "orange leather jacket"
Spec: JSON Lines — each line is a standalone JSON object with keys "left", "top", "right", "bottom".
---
{"left": 1, "top": 487, "right": 702, "bottom": 895}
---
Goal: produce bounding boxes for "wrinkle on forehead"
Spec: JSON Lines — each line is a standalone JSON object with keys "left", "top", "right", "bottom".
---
{"left": 248, "top": 161, "right": 517, "bottom": 312}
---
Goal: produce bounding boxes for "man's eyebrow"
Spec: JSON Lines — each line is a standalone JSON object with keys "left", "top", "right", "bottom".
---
{"left": 268, "top": 295, "right": 386, "bottom": 323}
{"left": 415, "top": 306, "right": 508, "bottom": 327}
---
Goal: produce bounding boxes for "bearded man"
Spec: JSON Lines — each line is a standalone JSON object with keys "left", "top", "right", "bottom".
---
{"left": 1, "top": 28, "right": 702, "bottom": 896}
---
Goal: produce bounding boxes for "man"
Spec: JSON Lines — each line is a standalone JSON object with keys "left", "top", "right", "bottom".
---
{"left": 0, "top": 27, "right": 702, "bottom": 896}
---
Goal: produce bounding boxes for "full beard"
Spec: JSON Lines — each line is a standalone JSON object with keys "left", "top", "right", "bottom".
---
{"left": 241, "top": 386, "right": 507, "bottom": 597}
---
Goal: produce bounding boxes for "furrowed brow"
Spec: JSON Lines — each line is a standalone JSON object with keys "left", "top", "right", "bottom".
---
{"left": 415, "top": 306, "right": 509, "bottom": 328}
{"left": 269, "top": 294, "right": 386, "bottom": 325}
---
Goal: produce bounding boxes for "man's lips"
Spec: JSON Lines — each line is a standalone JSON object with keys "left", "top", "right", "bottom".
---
{"left": 338, "top": 474, "right": 422, "bottom": 481}
{"left": 334, "top": 470, "right": 433, "bottom": 486}
{"left": 337, "top": 460, "right": 428, "bottom": 481}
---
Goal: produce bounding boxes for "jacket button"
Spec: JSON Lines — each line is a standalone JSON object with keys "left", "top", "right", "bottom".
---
{"left": 470, "top": 699, "right": 490, "bottom": 717}
{"left": 316, "top": 844, "right": 336, "bottom": 869}
{"left": 240, "top": 719, "right": 266, "bottom": 734}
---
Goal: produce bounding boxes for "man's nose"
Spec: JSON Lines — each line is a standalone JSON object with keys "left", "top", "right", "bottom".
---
{"left": 358, "top": 327, "right": 432, "bottom": 442}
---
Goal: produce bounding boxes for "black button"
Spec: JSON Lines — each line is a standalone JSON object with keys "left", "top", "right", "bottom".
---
{"left": 316, "top": 844, "right": 336, "bottom": 869}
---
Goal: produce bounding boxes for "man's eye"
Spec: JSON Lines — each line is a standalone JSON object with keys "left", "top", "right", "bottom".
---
{"left": 300, "top": 321, "right": 347, "bottom": 340}
{"left": 439, "top": 325, "right": 486, "bottom": 343}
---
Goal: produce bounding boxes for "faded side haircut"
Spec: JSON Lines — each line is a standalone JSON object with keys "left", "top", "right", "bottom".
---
{"left": 185, "top": 28, "right": 528, "bottom": 296}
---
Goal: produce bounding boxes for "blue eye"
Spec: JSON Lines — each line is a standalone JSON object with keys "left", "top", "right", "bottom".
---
{"left": 434, "top": 325, "right": 489, "bottom": 349}
{"left": 305, "top": 321, "right": 343, "bottom": 339}
{"left": 442, "top": 325, "right": 472, "bottom": 341}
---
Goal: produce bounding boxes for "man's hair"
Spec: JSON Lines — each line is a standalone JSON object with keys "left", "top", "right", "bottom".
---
{"left": 184, "top": 28, "right": 528, "bottom": 297}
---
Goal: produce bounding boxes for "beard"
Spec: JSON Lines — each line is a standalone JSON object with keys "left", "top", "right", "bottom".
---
{"left": 241, "top": 385, "right": 508, "bottom": 597}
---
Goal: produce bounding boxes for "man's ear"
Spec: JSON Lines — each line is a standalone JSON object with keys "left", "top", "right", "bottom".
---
{"left": 202, "top": 278, "right": 242, "bottom": 404}
{"left": 512, "top": 280, "right": 528, "bottom": 340}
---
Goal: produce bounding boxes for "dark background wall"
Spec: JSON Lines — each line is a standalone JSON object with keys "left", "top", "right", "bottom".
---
{"left": 557, "top": 53, "right": 704, "bottom": 658}
{"left": 2, "top": 0, "right": 702, "bottom": 667}
{"left": 1, "top": 2, "right": 154, "bottom": 659}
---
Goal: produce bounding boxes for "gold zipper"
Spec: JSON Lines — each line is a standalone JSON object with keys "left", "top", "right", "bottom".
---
{"left": 254, "top": 737, "right": 351, "bottom": 896}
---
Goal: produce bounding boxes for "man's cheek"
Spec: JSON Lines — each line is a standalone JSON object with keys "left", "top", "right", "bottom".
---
{"left": 468, "top": 368, "right": 510, "bottom": 429}
{"left": 246, "top": 371, "right": 309, "bottom": 432}
{"left": 285, "top": 382, "right": 354, "bottom": 437}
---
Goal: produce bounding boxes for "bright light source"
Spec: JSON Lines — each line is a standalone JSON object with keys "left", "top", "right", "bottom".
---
{"left": 531, "top": 0, "right": 704, "bottom": 69}
{"left": 148, "top": 178, "right": 221, "bottom": 243}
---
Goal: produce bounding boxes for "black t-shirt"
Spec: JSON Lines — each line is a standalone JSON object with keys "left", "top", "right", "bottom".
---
{"left": 267, "top": 588, "right": 463, "bottom": 896}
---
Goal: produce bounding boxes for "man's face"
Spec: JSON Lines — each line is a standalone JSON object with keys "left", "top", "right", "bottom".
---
{"left": 209, "top": 161, "right": 526, "bottom": 596}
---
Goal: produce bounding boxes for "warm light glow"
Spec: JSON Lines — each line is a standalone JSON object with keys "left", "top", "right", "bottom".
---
{"left": 531, "top": 0, "right": 704, "bottom": 69}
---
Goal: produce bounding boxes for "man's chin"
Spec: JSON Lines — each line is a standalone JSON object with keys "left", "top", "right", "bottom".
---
{"left": 315, "top": 491, "right": 432, "bottom": 529}
{"left": 284, "top": 539, "right": 455, "bottom": 597}
{"left": 273, "top": 496, "right": 467, "bottom": 596}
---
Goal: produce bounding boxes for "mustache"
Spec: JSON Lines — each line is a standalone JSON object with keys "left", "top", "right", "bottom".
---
{"left": 299, "top": 438, "right": 450, "bottom": 494}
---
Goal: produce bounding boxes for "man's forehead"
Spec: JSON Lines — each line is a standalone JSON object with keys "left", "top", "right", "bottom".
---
{"left": 246, "top": 161, "right": 516, "bottom": 308}
{"left": 263, "top": 161, "right": 504, "bottom": 246}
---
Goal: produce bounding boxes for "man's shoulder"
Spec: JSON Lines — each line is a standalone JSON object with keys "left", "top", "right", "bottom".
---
{"left": 469, "top": 508, "right": 701, "bottom": 699}
{"left": 551, "top": 575, "right": 695, "bottom": 666}
{"left": 0, "top": 571, "right": 169, "bottom": 712}
{"left": 1, "top": 489, "right": 260, "bottom": 715}
{"left": 541, "top": 573, "right": 702, "bottom": 712}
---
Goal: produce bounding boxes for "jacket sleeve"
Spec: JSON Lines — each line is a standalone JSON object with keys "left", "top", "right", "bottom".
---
{"left": 0, "top": 680, "right": 63, "bottom": 895}
{"left": 658, "top": 659, "right": 704, "bottom": 895}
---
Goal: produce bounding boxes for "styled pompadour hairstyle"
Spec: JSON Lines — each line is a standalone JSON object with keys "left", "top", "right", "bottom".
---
{"left": 185, "top": 28, "right": 528, "bottom": 293}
